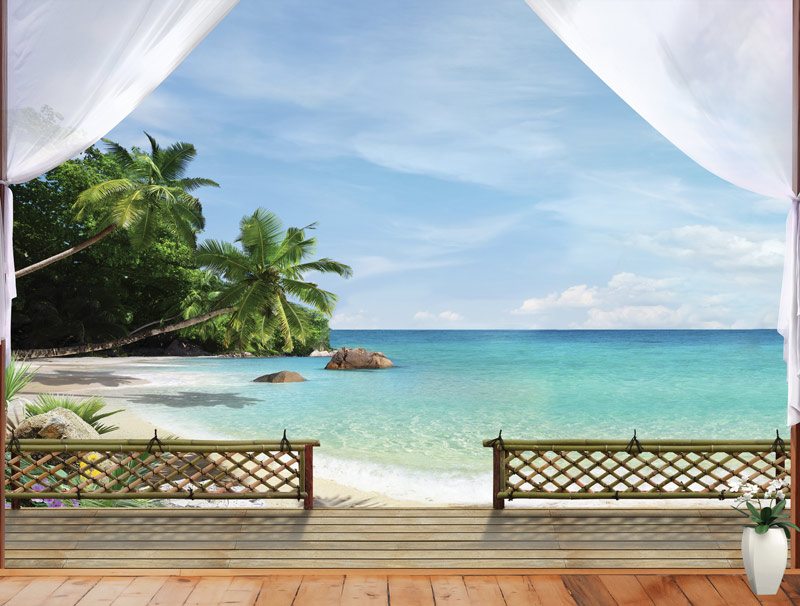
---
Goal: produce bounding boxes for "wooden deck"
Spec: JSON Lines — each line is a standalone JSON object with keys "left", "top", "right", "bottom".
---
{"left": 0, "top": 572, "right": 799, "bottom": 605}
{"left": 5, "top": 506, "right": 755, "bottom": 569}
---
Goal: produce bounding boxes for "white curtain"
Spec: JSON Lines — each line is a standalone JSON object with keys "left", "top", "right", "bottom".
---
{"left": 2, "top": 0, "right": 238, "bottom": 360}
{"left": 526, "top": 0, "right": 799, "bottom": 422}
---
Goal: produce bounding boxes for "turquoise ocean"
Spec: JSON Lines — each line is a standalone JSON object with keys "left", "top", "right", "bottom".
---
{"left": 115, "top": 330, "right": 788, "bottom": 503}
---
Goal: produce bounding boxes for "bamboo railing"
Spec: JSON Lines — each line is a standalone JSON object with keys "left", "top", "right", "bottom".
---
{"left": 4, "top": 436, "right": 320, "bottom": 509}
{"left": 483, "top": 435, "right": 790, "bottom": 509}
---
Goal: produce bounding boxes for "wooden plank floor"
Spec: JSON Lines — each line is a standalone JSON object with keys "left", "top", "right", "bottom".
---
{"left": 0, "top": 573, "right": 798, "bottom": 605}
{"left": 5, "top": 507, "right": 754, "bottom": 569}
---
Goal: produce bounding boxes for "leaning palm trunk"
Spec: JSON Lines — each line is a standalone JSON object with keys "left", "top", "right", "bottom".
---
{"left": 15, "top": 224, "right": 117, "bottom": 278}
{"left": 16, "top": 307, "right": 234, "bottom": 359}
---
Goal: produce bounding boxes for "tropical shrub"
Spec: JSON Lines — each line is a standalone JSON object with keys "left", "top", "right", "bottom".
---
{"left": 25, "top": 394, "right": 122, "bottom": 434}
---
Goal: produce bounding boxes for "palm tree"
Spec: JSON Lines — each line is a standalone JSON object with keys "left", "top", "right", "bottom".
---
{"left": 198, "top": 208, "right": 352, "bottom": 351}
{"left": 15, "top": 133, "right": 218, "bottom": 278}
{"left": 15, "top": 210, "right": 352, "bottom": 359}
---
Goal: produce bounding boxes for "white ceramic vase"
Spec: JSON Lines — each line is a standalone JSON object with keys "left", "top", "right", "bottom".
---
{"left": 742, "top": 527, "right": 787, "bottom": 595}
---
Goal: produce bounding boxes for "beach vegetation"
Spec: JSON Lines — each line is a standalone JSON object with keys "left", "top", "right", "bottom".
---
{"left": 5, "top": 356, "right": 35, "bottom": 403}
{"left": 4, "top": 357, "right": 36, "bottom": 432}
{"left": 196, "top": 209, "right": 352, "bottom": 352}
{"left": 16, "top": 134, "right": 217, "bottom": 278}
{"left": 12, "top": 135, "right": 348, "bottom": 358}
{"left": 25, "top": 395, "right": 122, "bottom": 435}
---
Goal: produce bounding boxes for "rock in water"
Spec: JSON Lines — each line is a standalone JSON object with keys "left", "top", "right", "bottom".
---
{"left": 15, "top": 407, "right": 100, "bottom": 440}
{"left": 309, "top": 349, "right": 333, "bottom": 357}
{"left": 324, "top": 347, "right": 393, "bottom": 370}
{"left": 253, "top": 371, "right": 307, "bottom": 383}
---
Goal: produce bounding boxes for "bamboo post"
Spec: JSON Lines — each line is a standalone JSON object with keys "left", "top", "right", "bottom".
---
{"left": 792, "top": 0, "right": 800, "bottom": 572}
{"left": 492, "top": 444, "right": 505, "bottom": 510}
{"left": 303, "top": 444, "right": 314, "bottom": 510}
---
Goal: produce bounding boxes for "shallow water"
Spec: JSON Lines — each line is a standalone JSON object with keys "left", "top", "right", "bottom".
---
{"left": 107, "top": 330, "right": 787, "bottom": 503}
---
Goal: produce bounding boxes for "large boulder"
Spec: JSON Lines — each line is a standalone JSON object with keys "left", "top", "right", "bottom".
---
{"left": 253, "top": 370, "right": 307, "bottom": 383}
{"left": 309, "top": 349, "right": 333, "bottom": 357}
{"left": 14, "top": 407, "right": 100, "bottom": 440}
{"left": 324, "top": 348, "right": 393, "bottom": 370}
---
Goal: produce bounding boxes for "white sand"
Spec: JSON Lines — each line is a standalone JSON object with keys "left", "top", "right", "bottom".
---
{"left": 16, "top": 356, "right": 732, "bottom": 510}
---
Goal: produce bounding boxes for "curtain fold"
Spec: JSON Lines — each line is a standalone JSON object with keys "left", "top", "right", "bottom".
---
{"left": 526, "top": 0, "right": 798, "bottom": 422}
{"left": 1, "top": 0, "right": 238, "bottom": 359}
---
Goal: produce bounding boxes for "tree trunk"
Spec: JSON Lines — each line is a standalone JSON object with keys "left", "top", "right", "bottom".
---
{"left": 15, "top": 223, "right": 117, "bottom": 278}
{"left": 16, "top": 307, "right": 234, "bottom": 359}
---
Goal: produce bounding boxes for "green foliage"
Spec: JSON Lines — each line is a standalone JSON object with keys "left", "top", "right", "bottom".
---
{"left": 197, "top": 209, "right": 352, "bottom": 353}
{"left": 25, "top": 395, "right": 122, "bottom": 434}
{"left": 13, "top": 143, "right": 212, "bottom": 351}
{"left": 13, "top": 139, "right": 342, "bottom": 357}
{"left": 6, "top": 356, "right": 36, "bottom": 403}
{"left": 75, "top": 134, "right": 217, "bottom": 249}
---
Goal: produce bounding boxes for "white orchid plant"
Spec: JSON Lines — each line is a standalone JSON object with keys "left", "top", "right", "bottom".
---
{"left": 728, "top": 475, "right": 798, "bottom": 538}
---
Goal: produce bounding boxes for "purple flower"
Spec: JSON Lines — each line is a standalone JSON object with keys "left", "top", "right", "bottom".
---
{"left": 31, "top": 483, "right": 46, "bottom": 492}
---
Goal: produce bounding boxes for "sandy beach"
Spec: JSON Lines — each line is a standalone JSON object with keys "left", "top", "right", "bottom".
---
{"left": 10, "top": 355, "right": 738, "bottom": 510}
{"left": 16, "top": 356, "right": 431, "bottom": 508}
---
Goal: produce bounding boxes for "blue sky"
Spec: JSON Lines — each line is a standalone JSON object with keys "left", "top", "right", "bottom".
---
{"left": 107, "top": 0, "right": 786, "bottom": 330}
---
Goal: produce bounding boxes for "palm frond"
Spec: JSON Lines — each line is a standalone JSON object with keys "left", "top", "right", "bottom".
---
{"left": 101, "top": 139, "right": 135, "bottom": 170}
{"left": 197, "top": 240, "right": 253, "bottom": 281}
{"left": 274, "top": 228, "right": 317, "bottom": 268}
{"left": 230, "top": 280, "right": 274, "bottom": 328}
{"left": 292, "top": 258, "right": 353, "bottom": 278}
{"left": 25, "top": 395, "right": 122, "bottom": 435}
{"left": 176, "top": 177, "right": 220, "bottom": 192}
{"left": 127, "top": 203, "right": 158, "bottom": 248}
{"left": 167, "top": 199, "right": 203, "bottom": 245}
{"left": 74, "top": 179, "right": 135, "bottom": 218}
{"left": 111, "top": 190, "right": 146, "bottom": 229}
{"left": 272, "top": 294, "right": 294, "bottom": 352}
{"left": 5, "top": 357, "right": 36, "bottom": 402}
{"left": 157, "top": 141, "right": 198, "bottom": 180}
{"left": 238, "top": 209, "right": 283, "bottom": 266}
{"left": 282, "top": 278, "right": 337, "bottom": 315}
{"left": 144, "top": 131, "right": 161, "bottom": 161}
{"left": 134, "top": 154, "right": 163, "bottom": 182}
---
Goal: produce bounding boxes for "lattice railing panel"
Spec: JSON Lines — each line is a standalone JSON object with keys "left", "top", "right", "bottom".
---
{"left": 4, "top": 438, "right": 319, "bottom": 500}
{"left": 484, "top": 439, "right": 789, "bottom": 500}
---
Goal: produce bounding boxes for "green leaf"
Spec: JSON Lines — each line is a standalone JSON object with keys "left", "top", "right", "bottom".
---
{"left": 773, "top": 499, "right": 787, "bottom": 516}
{"left": 755, "top": 524, "right": 770, "bottom": 534}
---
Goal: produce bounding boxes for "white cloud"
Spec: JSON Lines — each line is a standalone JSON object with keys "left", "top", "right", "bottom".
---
{"left": 514, "top": 284, "right": 597, "bottom": 314}
{"left": 511, "top": 272, "right": 749, "bottom": 328}
{"left": 514, "top": 273, "right": 677, "bottom": 316}
{"left": 636, "top": 225, "right": 783, "bottom": 270}
{"left": 584, "top": 305, "right": 724, "bottom": 329}
{"left": 413, "top": 311, "right": 434, "bottom": 320}
{"left": 438, "top": 310, "right": 463, "bottom": 321}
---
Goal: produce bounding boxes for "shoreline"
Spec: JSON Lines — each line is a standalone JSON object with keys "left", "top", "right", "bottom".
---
{"left": 17, "top": 357, "right": 429, "bottom": 508}
{"left": 16, "top": 356, "right": 736, "bottom": 509}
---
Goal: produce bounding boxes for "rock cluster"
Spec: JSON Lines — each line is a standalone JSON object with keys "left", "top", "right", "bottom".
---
{"left": 324, "top": 348, "right": 393, "bottom": 370}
